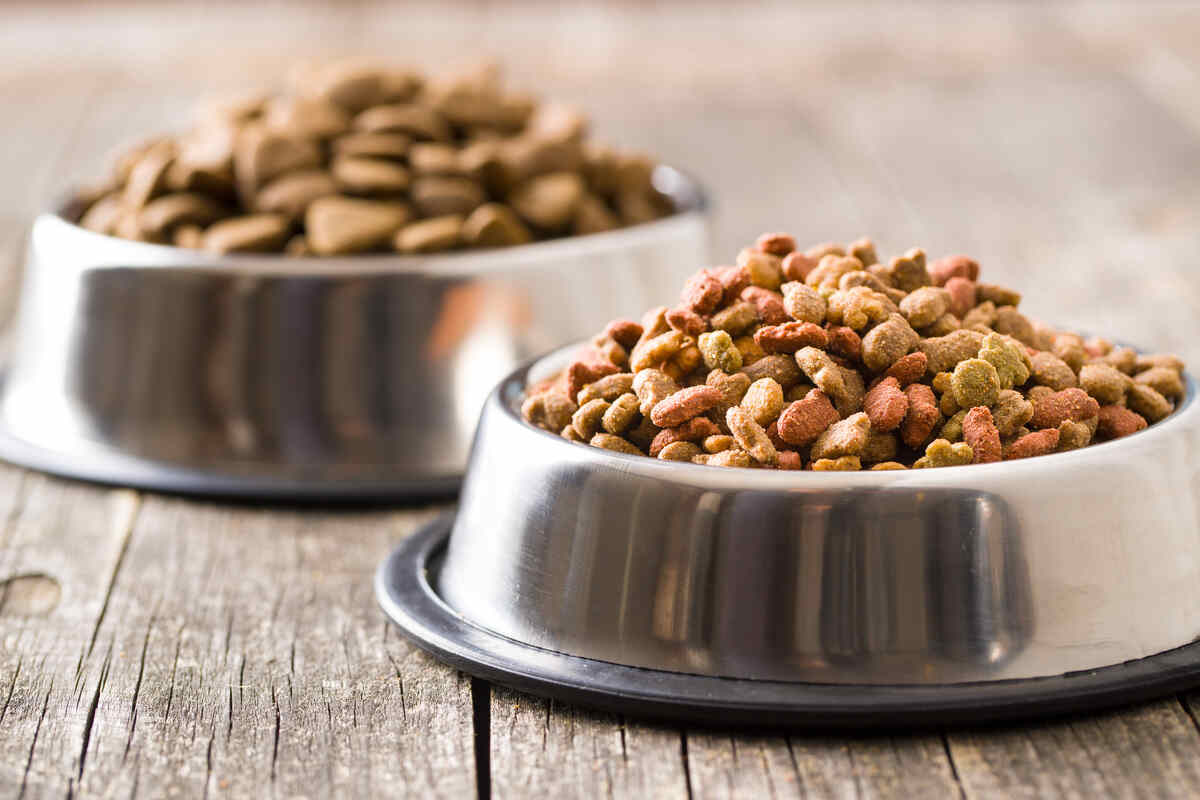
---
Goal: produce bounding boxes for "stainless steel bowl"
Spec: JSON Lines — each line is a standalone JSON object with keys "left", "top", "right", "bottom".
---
{"left": 0, "top": 168, "right": 706, "bottom": 498}
{"left": 437, "top": 342, "right": 1200, "bottom": 686}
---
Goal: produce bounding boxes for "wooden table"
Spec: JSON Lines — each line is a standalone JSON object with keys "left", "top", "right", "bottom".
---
{"left": 3, "top": 3, "right": 1200, "bottom": 796}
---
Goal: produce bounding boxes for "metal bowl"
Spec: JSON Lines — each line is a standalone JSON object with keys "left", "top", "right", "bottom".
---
{"left": 435, "top": 342, "right": 1200, "bottom": 687}
{"left": 0, "top": 168, "right": 706, "bottom": 499}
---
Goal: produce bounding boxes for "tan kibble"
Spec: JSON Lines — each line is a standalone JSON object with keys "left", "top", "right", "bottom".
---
{"left": 1053, "top": 334, "right": 1088, "bottom": 373}
{"left": 1135, "top": 354, "right": 1185, "bottom": 374}
{"left": 741, "top": 378, "right": 785, "bottom": 426}
{"left": 1080, "top": 363, "right": 1132, "bottom": 405}
{"left": 734, "top": 335, "right": 767, "bottom": 367}
{"left": 602, "top": 393, "right": 640, "bottom": 434}
{"left": 847, "top": 237, "right": 877, "bottom": 266}
{"left": 812, "top": 456, "right": 862, "bottom": 472}
{"left": 961, "top": 301, "right": 997, "bottom": 330}
{"left": 710, "top": 301, "right": 759, "bottom": 335}
{"left": 805, "top": 254, "right": 863, "bottom": 290}
{"left": 1127, "top": 383, "right": 1173, "bottom": 422}
{"left": 1056, "top": 419, "right": 1094, "bottom": 451}
{"left": 578, "top": 373, "right": 635, "bottom": 405}
{"left": 1030, "top": 351, "right": 1077, "bottom": 390}
{"left": 571, "top": 398, "right": 611, "bottom": 439}
{"left": 698, "top": 330, "right": 743, "bottom": 373}
{"left": 561, "top": 425, "right": 585, "bottom": 443}
{"left": 920, "top": 313, "right": 961, "bottom": 338}
{"left": 992, "top": 390, "right": 1033, "bottom": 437}
{"left": 862, "top": 313, "right": 920, "bottom": 372}
{"left": 809, "top": 412, "right": 870, "bottom": 460}
{"left": 738, "top": 248, "right": 784, "bottom": 291}
{"left": 630, "top": 330, "right": 687, "bottom": 372}
{"left": 835, "top": 366, "right": 866, "bottom": 418}
{"left": 781, "top": 282, "right": 828, "bottom": 325}
{"left": 726, "top": 406, "right": 778, "bottom": 464}
{"left": 900, "top": 287, "right": 950, "bottom": 329}
{"left": 794, "top": 347, "right": 847, "bottom": 405}
{"left": 699, "top": 449, "right": 754, "bottom": 468}
{"left": 870, "top": 461, "right": 908, "bottom": 471}
{"left": 826, "top": 286, "right": 891, "bottom": 331}
{"left": 522, "top": 390, "right": 577, "bottom": 433}
{"left": 1134, "top": 366, "right": 1185, "bottom": 400}
{"left": 658, "top": 441, "right": 701, "bottom": 462}
{"left": 881, "top": 248, "right": 930, "bottom": 292}
{"left": 917, "top": 329, "right": 986, "bottom": 374}
{"left": 633, "top": 369, "right": 679, "bottom": 415}
{"left": 1099, "top": 346, "right": 1138, "bottom": 375}
{"left": 976, "top": 283, "right": 1022, "bottom": 307}
{"left": 590, "top": 433, "right": 643, "bottom": 455}
{"left": 992, "top": 306, "right": 1037, "bottom": 346}
{"left": 703, "top": 434, "right": 734, "bottom": 453}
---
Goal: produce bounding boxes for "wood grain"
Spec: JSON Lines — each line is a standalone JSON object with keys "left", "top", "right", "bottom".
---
{"left": 2, "top": 2, "right": 1200, "bottom": 798}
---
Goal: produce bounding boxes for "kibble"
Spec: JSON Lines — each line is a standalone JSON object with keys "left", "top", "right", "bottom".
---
{"left": 524, "top": 233, "right": 1185, "bottom": 469}
{"left": 71, "top": 61, "right": 675, "bottom": 254}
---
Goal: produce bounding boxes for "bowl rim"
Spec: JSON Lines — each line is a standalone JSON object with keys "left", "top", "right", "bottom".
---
{"left": 500, "top": 340, "right": 1197, "bottom": 486}
{"left": 46, "top": 165, "right": 707, "bottom": 278}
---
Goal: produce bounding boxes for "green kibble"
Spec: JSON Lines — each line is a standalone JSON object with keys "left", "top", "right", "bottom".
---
{"left": 951, "top": 358, "right": 1001, "bottom": 408}
{"left": 979, "top": 333, "right": 1031, "bottom": 390}
{"left": 698, "top": 330, "right": 743, "bottom": 373}
{"left": 914, "top": 438, "right": 974, "bottom": 468}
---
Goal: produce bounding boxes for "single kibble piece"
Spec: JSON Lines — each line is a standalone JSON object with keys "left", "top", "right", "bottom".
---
{"left": 914, "top": 439, "right": 974, "bottom": 469}
{"left": 962, "top": 406, "right": 1002, "bottom": 464}
{"left": 950, "top": 358, "right": 1001, "bottom": 409}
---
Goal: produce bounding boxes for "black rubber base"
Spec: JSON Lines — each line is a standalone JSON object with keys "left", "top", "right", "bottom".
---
{"left": 376, "top": 514, "right": 1200, "bottom": 729}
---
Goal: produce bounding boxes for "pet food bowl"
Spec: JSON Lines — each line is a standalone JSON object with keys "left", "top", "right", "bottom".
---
{"left": 0, "top": 168, "right": 706, "bottom": 499}
{"left": 378, "top": 341, "right": 1200, "bottom": 727}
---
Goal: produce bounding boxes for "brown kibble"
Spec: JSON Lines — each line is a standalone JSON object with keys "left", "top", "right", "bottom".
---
{"left": 1079, "top": 363, "right": 1132, "bottom": 405}
{"left": 871, "top": 461, "right": 908, "bottom": 470}
{"left": 1096, "top": 405, "right": 1148, "bottom": 440}
{"left": 566, "top": 360, "right": 621, "bottom": 402}
{"left": 704, "top": 434, "right": 735, "bottom": 453}
{"left": 681, "top": 270, "right": 725, "bottom": 314}
{"left": 976, "top": 283, "right": 1022, "bottom": 308}
{"left": 1030, "top": 351, "right": 1077, "bottom": 390}
{"left": 781, "top": 251, "right": 818, "bottom": 282}
{"left": 1127, "top": 383, "right": 1173, "bottom": 423}
{"left": 394, "top": 214, "right": 463, "bottom": 253}
{"left": 885, "top": 352, "right": 928, "bottom": 387}
{"left": 756, "top": 232, "right": 796, "bottom": 256}
{"left": 992, "top": 306, "right": 1037, "bottom": 346}
{"left": 590, "top": 433, "right": 643, "bottom": 455}
{"left": 826, "top": 286, "right": 891, "bottom": 331}
{"left": 777, "top": 389, "right": 840, "bottom": 446}
{"left": 706, "top": 370, "right": 753, "bottom": 414}
{"left": 461, "top": 203, "right": 534, "bottom": 248}
{"left": 1135, "top": 354, "right": 1185, "bottom": 374}
{"left": 777, "top": 450, "right": 804, "bottom": 470}
{"left": 1056, "top": 419, "right": 1094, "bottom": 451}
{"left": 650, "top": 385, "right": 722, "bottom": 427}
{"left": 754, "top": 321, "right": 828, "bottom": 354}
{"left": 649, "top": 416, "right": 721, "bottom": 457}
{"left": 577, "top": 373, "right": 635, "bottom": 405}
{"left": 863, "top": 377, "right": 908, "bottom": 432}
{"left": 666, "top": 306, "right": 708, "bottom": 338}
{"left": 710, "top": 301, "right": 759, "bottom": 335}
{"left": 742, "top": 354, "right": 803, "bottom": 389}
{"left": 963, "top": 406, "right": 1002, "bottom": 464}
{"left": 202, "top": 214, "right": 291, "bottom": 254}
{"left": 943, "top": 277, "right": 977, "bottom": 318}
{"left": 901, "top": 383, "right": 940, "bottom": 449}
{"left": 604, "top": 319, "right": 643, "bottom": 350}
{"left": 1030, "top": 388, "right": 1101, "bottom": 429}
{"left": 522, "top": 390, "right": 577, "bottom": 433}
{"left": 630, "top": 330, "right": 686, "bottom": 372}
{"left": 740, "top": 286, "right": 790, "bottom": 325}
{"left": 332, "top": 154, "right": 412, "bottom": 195}
{"left": 1005, "top": 429, "right": 1061, "bottom": 460}
{"left": 882, "top": 248, "right": 931, "bottom": 292}
{"left": 928, "top": 255, "right": 979, "bottom": 285}
{"left": 306, "top": 196, "right": 409, "bottom": 254}
{"left": 1134, "top": 366, "right": 1185, "bottom": 400}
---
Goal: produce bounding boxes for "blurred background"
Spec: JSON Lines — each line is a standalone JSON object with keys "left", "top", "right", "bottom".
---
{"left": 1, "top": 1, "right": 1198, "bottom": 355}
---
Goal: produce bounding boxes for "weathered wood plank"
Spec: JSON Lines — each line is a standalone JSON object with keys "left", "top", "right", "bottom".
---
{"left": 488, "top": 686, "right": 689, "bottom": 799}
{"left": 0, "top": 477, "right": 140, "bottom": 796}
{"left": 62, "top": 497, "right": 472, "bottom": 799}
{"left": 948, "top": 700, "right": 1200, "bottom": 799}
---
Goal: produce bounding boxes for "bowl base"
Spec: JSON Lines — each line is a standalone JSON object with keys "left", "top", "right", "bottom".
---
{"left": 377, "top": 514, "right": 1200, "bottom": 729}
{"left": 0, "top": 369, "right": 459, "bottom": 501}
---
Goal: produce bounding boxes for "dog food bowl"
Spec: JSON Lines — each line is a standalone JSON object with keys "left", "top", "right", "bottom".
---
{"left": 0, "top": 168, "right": 706, "bottom": 499}
{"left": 378, "top": 341, "right": 1200, "bottom": 727}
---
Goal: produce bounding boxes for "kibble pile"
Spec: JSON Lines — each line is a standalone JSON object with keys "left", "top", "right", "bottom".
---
{"left": 523, "top": 234, "right": 1187, "bottom": 470}
{"left": 73, "top": 62, "right": 674, "bottom": 255}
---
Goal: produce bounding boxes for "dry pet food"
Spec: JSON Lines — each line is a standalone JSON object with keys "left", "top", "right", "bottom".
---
{"left": 72, "top": 61, "right": 675, "bottom": 254}
{"left": 523, "top": 233, "right": 1187, "bottom": 469}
